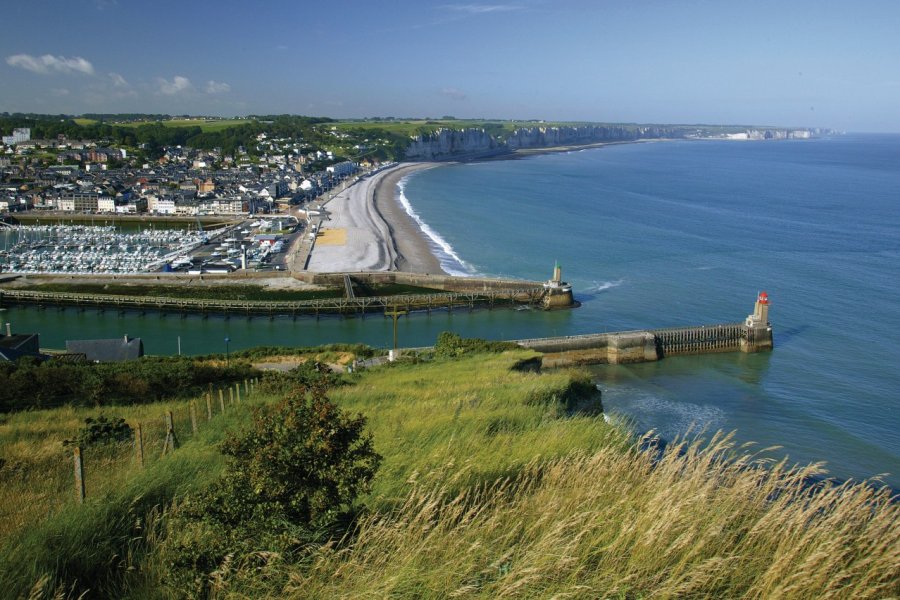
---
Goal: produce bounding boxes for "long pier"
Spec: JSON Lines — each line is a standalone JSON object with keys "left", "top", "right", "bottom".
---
{"left": 0, "top": 286, "right": 547, "bottom": 317}
{"left": 516, "top": 322, "right": 765, "bottom": 367}
{"left": 517, "top": 293, "right": 774, "bottom": 366}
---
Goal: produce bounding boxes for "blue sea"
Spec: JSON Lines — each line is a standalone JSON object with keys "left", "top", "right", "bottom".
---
{"left": 6, "top": 134, "right": 899, "bottom": 486}
{"left": 398, "top": 135, "right": 900, "bottom": 487}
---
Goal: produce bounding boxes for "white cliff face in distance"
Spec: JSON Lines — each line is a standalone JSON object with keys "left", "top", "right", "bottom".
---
{"left": 405, "top": 128, "right": 498, "bottom": 160}
{"left": 403, "top": 125, "right": 826, "bottom": 160}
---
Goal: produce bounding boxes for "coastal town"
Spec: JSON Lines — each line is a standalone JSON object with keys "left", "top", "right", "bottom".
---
{"left": 0, "top": 125, "right": 364, "bottom": 217}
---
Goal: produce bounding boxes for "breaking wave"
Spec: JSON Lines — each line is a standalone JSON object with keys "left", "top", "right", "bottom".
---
{"left": 396, "top": 175, "right": 475, "bottom": 277}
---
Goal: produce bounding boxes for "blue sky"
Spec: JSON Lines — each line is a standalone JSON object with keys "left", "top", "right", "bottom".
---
{"left": 2, "top": 0, "right": 899, "bottom": 131}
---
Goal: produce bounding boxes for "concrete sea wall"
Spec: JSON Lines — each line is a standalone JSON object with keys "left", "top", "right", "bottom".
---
{"left": 518, "top": 322, "right": 772, "bottom": 367}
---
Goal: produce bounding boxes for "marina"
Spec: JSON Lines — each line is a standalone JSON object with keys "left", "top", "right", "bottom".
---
{"left": 0, "top": 224, "right": 208, "bottom": 274}
{"left": 0, "top": 218, "right": 301, "bottom": 275}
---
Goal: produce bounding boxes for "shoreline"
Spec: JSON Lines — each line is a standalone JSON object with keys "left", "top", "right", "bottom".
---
{"left": 304, "top": 163, "right": 444, "bottom": 275}
{"left": 371, "top": 162, "right": 444, "bottom": 274}
{"left": 363, "top": 140, "right": 649, "bottom": 276}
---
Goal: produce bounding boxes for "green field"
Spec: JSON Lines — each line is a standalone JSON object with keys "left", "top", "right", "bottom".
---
{"left": 113, "top": 118, "right": 250, "bottom": 131}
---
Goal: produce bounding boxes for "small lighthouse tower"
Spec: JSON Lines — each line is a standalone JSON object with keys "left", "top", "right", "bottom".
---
{"left": 542, "top": 261, "right": 575, "bottom": 309}
{"left": 741, "top": 291, "right": 774, "bottom": 352}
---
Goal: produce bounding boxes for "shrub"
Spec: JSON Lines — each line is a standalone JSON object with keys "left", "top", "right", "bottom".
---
{"left": 226, "top": 343, "right": 376, "bottom": 361}
{"left": 63, "top": 415, "right": 133, "bottom": 448}
{"left": 434, "top": 332, "right": 519, "bottom": 358}
{"left": 0, "top": 357, "right": 258, "bottom": 412}
{"left": 153, "top": 384, "right": 381, "bottom": 596}
{"left": 220, "top": 386, "right": 381, "bottom": 527}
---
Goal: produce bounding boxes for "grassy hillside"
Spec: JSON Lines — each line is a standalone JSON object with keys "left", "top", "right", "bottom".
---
{"left": 117, "top": 118, "right": 249, "bottom": 131}
{"left": 0, "top": 392, "right": 251, "bottom": 597}
{"left": 0, "top": 396, "right": 216, "bottom": 542}
{"left": 1, "top": 348, "right": 897, "bottom": 598}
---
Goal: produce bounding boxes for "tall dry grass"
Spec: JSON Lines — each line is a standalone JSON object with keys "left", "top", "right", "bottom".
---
{"left": 0, "top": 384, "right": 259, "bottom": 597}
{"left": 330, "top": 351, "right": 626, "bottom": 506}
{"left": 282, "top": 431, "right": 897, "bottom": 599}
{"left": 0, "top": 384, "right": 245, "bottom": 543}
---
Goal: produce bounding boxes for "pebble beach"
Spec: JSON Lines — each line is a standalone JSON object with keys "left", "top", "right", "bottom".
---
{"left": 305, "top": 163, "right": 444, "bottom": 274}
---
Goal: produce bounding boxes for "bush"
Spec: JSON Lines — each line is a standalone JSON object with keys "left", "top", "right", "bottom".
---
{"left": 434, "top": 331, "right": 520, "bottom": 358}
{"left": 63, "top": 415, "right": 133, "bottom": 448}
{"left": 226, "top": 343, "right": 376, "bottom": 361}
{"left": 220, "top": 386, "right": 380, "bottom": 527}
{"left": 154, "top": 384, "right": 381, "bottom": 596}
{"left": 0, "top": 357, "right": 258, "bottom": 412}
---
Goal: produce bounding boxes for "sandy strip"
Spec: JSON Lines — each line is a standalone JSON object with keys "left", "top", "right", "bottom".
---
{"left": 372, "top": 162, "right": 443, "bottom": 274}
{"left": 306, "top": 163, "right": 444, "bottom": 274}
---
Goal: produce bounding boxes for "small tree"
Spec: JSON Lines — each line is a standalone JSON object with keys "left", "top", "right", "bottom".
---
{"left": 220, "top": 386, "right": 381, "bottom": 527}
{"left": 155, "top": 385, "right": 380, "bottom": 596}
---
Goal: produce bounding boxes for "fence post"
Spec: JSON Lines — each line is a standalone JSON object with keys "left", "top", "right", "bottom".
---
{"left": 206, "top": 393, "right": 213, "bottom": 421}
{"left": 219, "top": 389, "right": 225, "bottom": 413}
{"left": 244, "top": 379, "right": 249, "bottom": 396}
{"left": 162, "top": 410, "right": 179, "bottom": 455}
{"left": 135, "top": 423, "right": 144, "bottom": 468}
{"left": 229, "top": 387, "right": 234, "bottom": 405}
{"left": 190, "top": 401, "right": 198, "bottom": 434}
{"left": 73, "top": 446, "right": 86, "bottom": 503}
{"left": 235, "top": 383, "right": 241, "bottom": 403}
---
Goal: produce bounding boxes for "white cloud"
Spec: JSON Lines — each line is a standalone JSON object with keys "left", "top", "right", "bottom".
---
{"left": 204, "top": 80, "right": 231, "bottom": 94}
{"left": 443, "top": 3, "right": 522, "bottom": 14}
{"left": 109, "top": 72, "right": 129, "bottom": 88}
{"left": 6, "top": 54, "right": 95, "bottom": 75}
{"left": 157, "top": 75, "right": 192, "bottom": 95}
{"left": 440, "top": 86, "right": 468, "bottom": 101}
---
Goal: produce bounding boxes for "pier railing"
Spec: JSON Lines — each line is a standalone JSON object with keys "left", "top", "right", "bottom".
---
{"left": 650, "top": 323, "right": 746, "bottom": 356}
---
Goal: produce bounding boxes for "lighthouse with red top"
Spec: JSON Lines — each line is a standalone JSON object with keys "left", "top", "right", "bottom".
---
{"left": 741, "top": 291, "right": 774, "bottom": 352}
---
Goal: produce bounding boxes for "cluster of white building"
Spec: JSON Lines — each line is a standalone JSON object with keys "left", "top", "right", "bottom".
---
{"left": 1, "top": 128, "right": 30, "bottom": 146}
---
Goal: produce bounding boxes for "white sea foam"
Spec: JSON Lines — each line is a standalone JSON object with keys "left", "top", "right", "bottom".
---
{"left": 605, "top": 386, "right": 726, "bottom": 439}
{"left": 585, "top": 279, "right": 624, "bottom": 294}
{"left": 396, "top": 176, "right": 475, "bottom": 277}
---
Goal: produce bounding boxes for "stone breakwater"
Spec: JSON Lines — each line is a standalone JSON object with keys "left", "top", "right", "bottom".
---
{"left": 517, "top": 322, "right": 773, "bottom": 369}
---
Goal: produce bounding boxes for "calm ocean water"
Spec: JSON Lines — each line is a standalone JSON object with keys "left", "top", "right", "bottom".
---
{"left": 398, "top": 135, "right": 900, "bottom": 487}
{"left": 5, "top": 135, "right": 899, "bottom": 485}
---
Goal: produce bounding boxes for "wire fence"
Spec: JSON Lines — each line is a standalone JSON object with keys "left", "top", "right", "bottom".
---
{"left": 0, "top": 378, "right": 258, "bottom": 540}
{"left": 72, "top": 378, "right": 258, "bottom": 503}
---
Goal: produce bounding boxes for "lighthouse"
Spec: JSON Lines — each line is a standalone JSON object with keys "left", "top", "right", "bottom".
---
{"left": 542, "top": 261, "right": 575, "bottom": 309}
{"left": 741, "top": 291, "right": 774, "bottom": 352}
